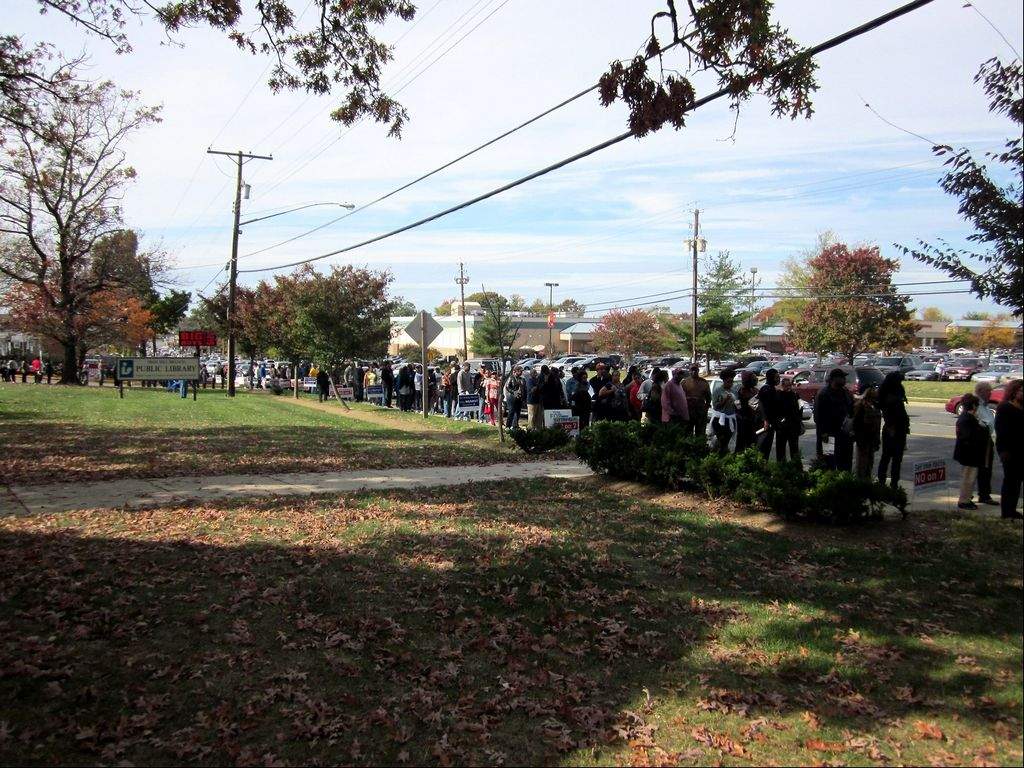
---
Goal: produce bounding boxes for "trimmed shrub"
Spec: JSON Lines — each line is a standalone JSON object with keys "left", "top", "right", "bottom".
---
{"left": 574, "top": 421, "right": 708, "bottom": 488}
{"left": 509, "top": 426, "right": 571, "bottom": 454}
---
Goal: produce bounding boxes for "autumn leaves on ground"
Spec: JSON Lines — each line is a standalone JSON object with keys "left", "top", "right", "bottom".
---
{"left": 1, "top": 387, "right": 1022, "bottom": 766}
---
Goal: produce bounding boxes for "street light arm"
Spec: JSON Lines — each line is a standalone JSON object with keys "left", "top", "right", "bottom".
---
{"left": 239, "top": 201, "right": 355, "bottom": 226}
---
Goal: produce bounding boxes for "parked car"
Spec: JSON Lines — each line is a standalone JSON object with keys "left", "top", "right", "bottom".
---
{"left": 1000, "top": 366, "right": 1024, "bottom": 384}
{"left": 738, "top": 360, "right": 775, "bottom": 375}
{"left": 782, "top": 366, "right": 815, "bottom": 383}
{"left": 904, "top": 364, "right": 940, "bottom": 381}
{"left": 465, "top": 358, "right": 501, "bottom": 373}
{"left": 792, "top": 366, "right": 886, "bottom": 404}
{"left": 548, "top": 355, "right": 586, "bottom": 371}
{"left": 943, "top": 358, "right": 982, "bottom": 381}
{"left": 973, "top": 363, "right": 1017, "bottom": 384}
{"left": 872, "top": 355, "right": 922, "bottom": 374}
{"left": 945, "top": 385, "right": 1006, "bottom": 416}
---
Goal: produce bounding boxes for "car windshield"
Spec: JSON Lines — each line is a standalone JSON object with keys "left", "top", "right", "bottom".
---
{"left": 956, "top": 359, "right": 980, "bottom": 367}
{"left": 874, "top": 357, "right": 902, "bottom": 366}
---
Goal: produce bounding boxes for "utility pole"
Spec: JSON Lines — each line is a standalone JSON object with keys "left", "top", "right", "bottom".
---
{"left": 691, "top": 209, "right": 699, "bottom": 365}
{"left": 545, "top": 281, "right": 559, "bottom": 356}
{"left": 749, "top": 267, "right": 759, "bottom": 329}
{"left": 455, "top": 262, "right": 469, "bottom": 362}
{"left": 207, "top": 148, "right": 272, "bottom": 397}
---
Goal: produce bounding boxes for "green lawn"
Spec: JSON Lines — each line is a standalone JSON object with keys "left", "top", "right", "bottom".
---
{"left": 1, "top": 477, "right": 1020, "bottom": 765}
{"left": 0, "top": 384, "right": 519, "bottom": 485}
{"left": 904, "top": 381, "right": 984, "bottom": 400}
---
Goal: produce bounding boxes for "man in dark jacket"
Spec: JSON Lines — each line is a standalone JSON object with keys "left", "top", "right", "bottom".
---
{"left": 813, "top": 368, "right": 854, "bottom": 471}
{"left": 994, "top": 379, "right": 1023, "bottom": 519}
{"left": 955, "top": 393, "right": 988, "bottom": 510}
{"left": 381, "top": 361, "right": 395, "bottom": 408}
{"left": 757, "top": 368, "right": 781, "bottom": 458}
{"left": 316, "top": 367, "right": 331, "bottom": 403}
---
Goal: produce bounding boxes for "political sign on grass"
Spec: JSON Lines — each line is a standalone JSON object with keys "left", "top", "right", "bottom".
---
{"left": 544, "top": 408, "right": 580, "bottom": 437}
{"left": 456, "top": 393, "right": 481, "bottom": 413}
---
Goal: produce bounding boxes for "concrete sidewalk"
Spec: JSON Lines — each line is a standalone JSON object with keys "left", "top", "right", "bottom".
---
{"left": 1, "top": 460, "right": 591, "bottom": 516}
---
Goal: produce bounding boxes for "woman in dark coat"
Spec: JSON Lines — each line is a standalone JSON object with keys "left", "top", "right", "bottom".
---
{"left": 954, "top": 393, "right": 988, "bottom": 510}
{"left": 877, "top": 371, "right": 910, "bottom": 488}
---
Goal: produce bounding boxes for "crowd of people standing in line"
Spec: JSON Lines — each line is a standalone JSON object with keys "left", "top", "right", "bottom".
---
{"left": 1, "top": 358, "right": 54, "bottom": 384}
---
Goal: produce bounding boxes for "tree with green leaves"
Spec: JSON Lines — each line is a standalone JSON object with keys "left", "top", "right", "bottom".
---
{"left": 471, "top": 292, "right": 520, "bottom": 358}
{"left": 668, "top": 250, "right": 757, "bottom": 368}
{"left": 900, "top": 58, "right": 1022, "bottom": 317}
{"left": 789, "top": 243, "right": 917, "bottom": 362}
{"left": 145, "top": 289, "right": 191, "bottom": 355}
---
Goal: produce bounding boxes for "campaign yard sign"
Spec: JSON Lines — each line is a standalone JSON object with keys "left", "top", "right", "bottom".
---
{"left": 365, "top": 384, "right": 385, "bottom": 403}
{"left": 335, "top": 385, "right": 355, "bottom": 400}
{"left": 456, "top": 393, "right": 481, "bottom": 414}
{"left": 117, "top": 357, "right": 201, "bottom": 381}
{"left": 544, "top": 408, "right": 580, "bottom": 437}
{"left": 302, "top": 376, "right": 318, "bottom": 392}
{"left": 913, "top": 459, "right": 947, "bottom": 488}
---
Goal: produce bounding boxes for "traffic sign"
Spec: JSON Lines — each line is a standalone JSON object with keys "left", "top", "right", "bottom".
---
{"left": 179, "top": 330, "right": 218, "bottom": 347}
{"left": 405, "top": 311, "right": 443, "bottom": 348}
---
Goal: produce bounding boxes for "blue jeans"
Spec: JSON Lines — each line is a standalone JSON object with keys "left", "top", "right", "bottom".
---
{"left": 505, "top": 397, "right": 520, "bottom": 429}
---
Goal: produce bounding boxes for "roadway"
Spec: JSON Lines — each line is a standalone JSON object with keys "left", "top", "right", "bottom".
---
{"left": 794, "top": 402, "right": 1016, "bottom": 512}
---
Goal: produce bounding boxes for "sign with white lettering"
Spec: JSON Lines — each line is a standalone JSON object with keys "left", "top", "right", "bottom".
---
{"left": 117, "top": 357, "right": 200, "bottom": 381}
{"left": 544, "top": 408, "right": 580, "bottom": 437}
{"left": 913, "top": 459, "right": 947, "bottom": 488}
{"left": 365, "top": 384, "right": 385, "bottom": 402}
{"left": 456, "top": 393, "right": 481, "bottom": 413}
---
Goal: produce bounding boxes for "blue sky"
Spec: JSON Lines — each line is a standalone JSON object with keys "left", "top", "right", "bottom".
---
{"left": 8, "top": 0, "right": 1023, "bottom": 318}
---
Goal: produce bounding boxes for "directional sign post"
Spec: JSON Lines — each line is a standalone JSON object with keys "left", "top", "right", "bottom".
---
{"left": 405, "top": 311, "right": 443, "bottom": 419}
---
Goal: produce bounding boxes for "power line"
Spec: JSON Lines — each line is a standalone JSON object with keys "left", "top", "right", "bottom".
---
{"left": 256, "top": 0, "right": 514, "bottom": 198}
{"left": 238, "top": 0, "right": 941, "bottom": 276}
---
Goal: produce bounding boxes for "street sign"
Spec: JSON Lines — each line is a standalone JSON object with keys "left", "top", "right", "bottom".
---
{"left": 405, "top": 311, "right": 443, "bottom": 348}
{"left": 913, "top": 459, "right": 947, "bottom": 488}
{"left": 179, "top": 330, "right": 218, "bottom": 347}
{"left": 117, "top": 357, "right": 201, "bottom": 381}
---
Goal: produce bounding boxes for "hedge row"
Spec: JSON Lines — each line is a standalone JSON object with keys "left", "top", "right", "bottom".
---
{"left": 573, "top": 421, "right": 907, "bottom": 523}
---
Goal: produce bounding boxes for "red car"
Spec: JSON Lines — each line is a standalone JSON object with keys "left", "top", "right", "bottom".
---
{"left": 792, "top": 366, "right": 885, "bottom": 404}
{"left": 945, "top": 385, "right": 1005, "bottom": 415}
{"left": 943, "top": 358, "right": 982, "bottom": 381}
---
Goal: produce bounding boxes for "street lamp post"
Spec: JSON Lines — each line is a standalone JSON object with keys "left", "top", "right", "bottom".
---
{"left": 545, "top": 282, "right": 559, "bottom": 356}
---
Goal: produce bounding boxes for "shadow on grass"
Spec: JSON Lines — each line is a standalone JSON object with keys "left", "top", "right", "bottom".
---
{"left": 0, "top": 479, "right": 1020, "bottom": 765}
{"left": 0, "top": 422, "right": 523, "bottom": 485}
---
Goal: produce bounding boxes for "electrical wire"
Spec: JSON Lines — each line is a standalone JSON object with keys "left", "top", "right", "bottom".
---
{"left": 238, "top": 0, "right": 941, "bottom": 276}
{"left": 256, "top": 0, "right": 514, "bottom": 198}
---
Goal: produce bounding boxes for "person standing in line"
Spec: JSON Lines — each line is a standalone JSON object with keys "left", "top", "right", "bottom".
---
{"left": 974, "top": 381, "right": 999, "bottom": 506}
{"left": 316, "top": 366, "right": 331, "bottom": 403}
{"left": 563, "top": 365, "right": 579, "bottom": 406}
{"left": 683, "top": 363, "right": 712, "bottom": 437}
{"left": 775, "top": 376, "right": 803, "bottom": 461}
{"left": 735, "top": 371, "right": 759, "bottom": 453}
{"left": 639, "top": 366, "right": 661, "bottom": 411}
{"left": 710, "top": 369, "right": 738, "bottom": 455}
{"left": 381, "top": 360, "right": 395, "bottom": 408}
{"left": 954, "top": 393, "right": 988, "bottom": 510}
{"left": 456, "top": 362, "right": 474, "bottom": 420}
{"left": 757, "top": 368, "right": 781, "bottom": 458}
{"left": 485, "top": 369, "right": 502, "bottom": 426}
{"left": 994, "top": 378, "right": 1022, "bottom": 519}
{"left": 21, "top": 360, "right": 29, "bottom": 383}
{"left": 627, "top": 370, "right": 644, "bottom": 421}
{"left": 852, "top": 386, "right": 882, "bottom": 480}
{"left": 643, "top": 368, "right": 667, "bottom": 426}
{"left": 527, "top": 366, "right": 546, "bottom": 429}
{"left": 570, "top": 367, "right": 592, "bottom": 430}
{"left": 504, "top": 365, "right": 524, "bottom": 429}
{"left": 877, "top": 371, "right": 909, "bottom": 489}
{"left": 661, "top": 367, "right": 690, "bottom": 427}
{"left": 588, "top": 363, "right": 613, "bottom": 422}
{"left": 44, "top": 360, "right": 54, "bottom": 385}
{"left": 813, "top": 368, "right": 854, "bottom": 471}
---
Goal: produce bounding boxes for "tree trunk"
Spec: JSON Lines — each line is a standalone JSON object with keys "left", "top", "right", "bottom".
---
{"left": 61, "top": 339, "right": 79, "bottom": 384}
{"left": 293, "top": 358, "right": 300, "bottom": 399}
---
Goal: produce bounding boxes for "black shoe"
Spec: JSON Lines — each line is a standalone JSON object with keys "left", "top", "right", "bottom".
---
{"left": 958, "top": 502, "right": 978, "bottom": 510}
{"left": 1002, "top": 511, "right": 1024, "bottom": 520}
{"left": 979, "top": 497, "right": 999, "bottom": 506}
